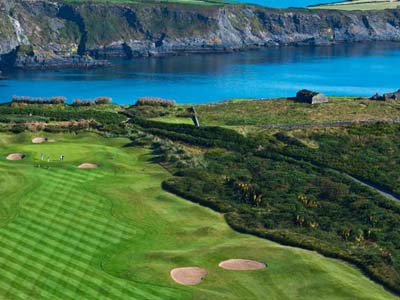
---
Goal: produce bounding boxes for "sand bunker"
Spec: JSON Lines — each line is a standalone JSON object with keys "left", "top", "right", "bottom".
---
{"left": 219, "top": 259, "right": 266, "bottom": 271}
{"left": 32, "top": 137, "right": 47, "bottom": 144}
{"left": 6, "top": 153, "right": 25, "bottom": 161}
{"left": 32, "top": 137, "right": 57, "bottom": 144}
{"left": 78, "top": 163, "right": 98, "bottom": 169}
{"left": 170, "top": 267, "right": 207, "bottom": 286}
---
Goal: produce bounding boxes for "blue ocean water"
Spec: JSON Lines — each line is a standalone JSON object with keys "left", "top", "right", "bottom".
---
{"left": 1, "top": 43, "right": 400, "bottom": 104}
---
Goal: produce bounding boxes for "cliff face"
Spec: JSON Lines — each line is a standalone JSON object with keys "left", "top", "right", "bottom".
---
{"left": 1, "top": 0, "right": 400, "bottom": 69}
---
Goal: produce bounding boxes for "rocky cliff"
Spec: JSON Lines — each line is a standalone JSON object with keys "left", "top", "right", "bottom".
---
{"left": 1, "top": 0, "right": 400, "bottom": 69}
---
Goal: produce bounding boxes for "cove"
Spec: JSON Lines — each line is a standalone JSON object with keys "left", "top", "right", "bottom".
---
{"left": 1, "top": 42, "right": 400, "bottom": 104}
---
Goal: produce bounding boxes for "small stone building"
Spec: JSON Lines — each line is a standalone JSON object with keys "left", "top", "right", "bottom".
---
{"left": 383, "top": 89, "right": 400, "bottom": 100}
{"left": 296, "top": 89, "right": 328, "bottom": 104}
{"left": 369, "top": 89, "right": 400, "bottom": 101}
{"left": 369, "top": 93, "right": 384, "bottom": 101}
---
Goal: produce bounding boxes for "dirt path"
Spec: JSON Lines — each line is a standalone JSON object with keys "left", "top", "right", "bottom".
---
{"left": 344, "top": 174, "right": 400, "bottom": 202}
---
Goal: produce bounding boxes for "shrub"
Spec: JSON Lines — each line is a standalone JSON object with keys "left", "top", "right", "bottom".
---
{"left": 72, "top": 97, "right": 112, "bottom": 106}
{"left": 51, "top": 96, "right": 66, "bottom": 104}
{"left": 136, "top": 97, "right": 176, "bottom": 107}
{"left": 11, "top": 96, "right": 66, "bottom": 105}
{"left": 95, "top": 97, "right": 112, "bottom": 105}
{"left": 72, "top": 99, "right": 95, "bottom": 106}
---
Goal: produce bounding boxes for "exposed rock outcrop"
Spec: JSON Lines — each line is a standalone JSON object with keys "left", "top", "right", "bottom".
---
{"left": 1, "top": 0, "right": 400, "bottom": 69}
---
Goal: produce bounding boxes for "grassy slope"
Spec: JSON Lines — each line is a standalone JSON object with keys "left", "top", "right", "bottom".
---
{"left": 0, "top": 132, "right": 396, "bottom": 299}
{"left": 150, "top": 97, "right": 400, "bottom": 127}
{"left": 312, "top": 0, "right": 400, "bottom": 10}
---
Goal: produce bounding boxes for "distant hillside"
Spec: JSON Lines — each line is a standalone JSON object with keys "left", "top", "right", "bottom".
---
{"left": 1, "top": 0, "right": 400, "bottom": 69}
{"left": 312, "top": 0, "right": 400, "bottom": 10}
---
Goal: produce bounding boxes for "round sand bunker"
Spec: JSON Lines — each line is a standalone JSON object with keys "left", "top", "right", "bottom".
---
{"left": 6, "top": 153, "right": 25, "bottom": 161}
{"left": 170, "top": 267, "right": 207, "bottom": 286}
{"left": 32, "top": 137, "right": 47, "bottom": 144}
{"left": 219, "top": 259, "right": 266, "bottom": 271}
{"left": 78, "top": 163, "right": 98, "bottom": 169}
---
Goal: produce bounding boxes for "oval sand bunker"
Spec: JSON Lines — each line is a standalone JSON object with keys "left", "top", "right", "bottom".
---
{"left": 78, "top": 163, "right": 98, "bottom": 169}
{"left": 6, "top": 153, "right": 25, "bottom": 161}
{"left": 32, "top": 137, "right": 47, "bottom": 144}
{"left": 170, "top": 267, "right": 207, "bottom": 285}
{"left": 219, "top": 259, "right": 266, "bottom": 271}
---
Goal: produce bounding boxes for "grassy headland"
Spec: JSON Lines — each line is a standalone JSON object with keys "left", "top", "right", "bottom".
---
{"left": 312, "top": 0, "right": 400, "bottom": 10}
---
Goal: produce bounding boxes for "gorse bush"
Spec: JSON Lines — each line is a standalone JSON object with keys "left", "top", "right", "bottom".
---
{"left": 72, "top": 97, "right": 112, "bottom": 106}
{"left": 95, "top": 97, "right": 112, "bottom": 105}
{"left": 270, "top": 124, "right": 400, "bottom": 195}
{"left": 11, "top": 96, "right": 112, "bottom": 106}
{"left": 136, "top": 97, "right": 176, "bottom": 107}
{"left": 12, "top": 96, "right": 66, "bottom": 105}
{"left": 0, "top": 104, "right": 126, "bottom": 128}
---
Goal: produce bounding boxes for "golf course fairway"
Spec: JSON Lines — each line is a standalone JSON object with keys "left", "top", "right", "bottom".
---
{"left": 0, "top": 132, "right": 397, "bottom": 300}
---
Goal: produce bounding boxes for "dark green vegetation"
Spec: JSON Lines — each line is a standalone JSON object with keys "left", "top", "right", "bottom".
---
{"left": 0, "top": 97, "right": 399, "bottom": 298}
{"left": 272, "top": 124, "right": 400, "bottom": 196}
{"left": 0, "top": 102, "right": 125, "bottom": 133}
{"left": 126, "top": 97, "right": 400, "bottom": 294}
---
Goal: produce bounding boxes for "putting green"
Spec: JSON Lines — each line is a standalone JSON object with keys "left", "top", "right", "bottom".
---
{"left": 0, "top": 132, "right": 397, "bottom": 300}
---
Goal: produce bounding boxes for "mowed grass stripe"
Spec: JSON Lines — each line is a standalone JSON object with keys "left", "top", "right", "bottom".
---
{"left": 0, "top": 245, "right": 42, "bottom": 300}
{"left": 38, "top": 168, "right": 103, "bottom": 182}
{"left": 28, "top": 169, "right": 136, "bottom": 236}
{"left": 21, "top": 204, "right": 130, "bottom": 247}
{"left": 0, "top": 222, "right": 153, "bottom": 299}
{"left": 6, "top": 219, "right": 96, "bottom": 262}
{"left": 0, "top": 245, "right": 108, "bottom": 300}
{"left": 25, "top": 193, "right": 108, "bottom": 227}
{"left": 0, "top": 169, "right": 164, "bottom": 300}
{"left": 0, "top": 249, "right": 77, "bottom": 300}
{"left": 20, "top": 178, "right": 131, "bottom": 246}
{"left": 24, "top": 197, "right": 135, "bottom": 239}
{"left": 0, "top": 227, "right": 97, "bottom": 283}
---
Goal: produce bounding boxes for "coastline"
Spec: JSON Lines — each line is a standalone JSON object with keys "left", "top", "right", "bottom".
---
{"left": 2, "top": 1, "right": 400, "bottom": 71}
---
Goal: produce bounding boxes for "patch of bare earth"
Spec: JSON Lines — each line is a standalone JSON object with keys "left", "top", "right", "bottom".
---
{"left": 219, "top": 259, "right": 266, "bottom": 271}
{"left": 170, "top": 267, "right": 207, "bottom": 285}
{"left": 78, "top": 163, "right": 98, "bottom": 169}
{"left": 6, "top": 153, "right": 25, "bottom": 161}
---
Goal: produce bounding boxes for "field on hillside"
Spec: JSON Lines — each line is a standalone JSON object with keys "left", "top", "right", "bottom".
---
{"left": 135, "top": 97, "right": 400, "bottom": 127}
{"left": 312, "top": 0, "right": 400, "bottom": 10}
{"left": 0, "top": 132, "right": 397, "bottom": 299}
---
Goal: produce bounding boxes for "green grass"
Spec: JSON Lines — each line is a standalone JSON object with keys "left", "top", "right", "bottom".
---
{"left": 194, "top": 97, "right": 400, "bottom": 127}
{"left": 312, "top": 0, "right": 400, "bottom": 10}
{"left": 149, "top": 116, "right": 194, "bottom": 124}
{"left": 0, "top": 132, "right": 397, "bottom": 299}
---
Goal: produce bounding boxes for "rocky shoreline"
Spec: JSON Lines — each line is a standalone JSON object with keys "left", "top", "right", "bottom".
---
{"left": 1, "top": 0, "right": 400, "bottom": 70}
{"left": 14, "top": 55, "right": 111, "bottom": 70}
